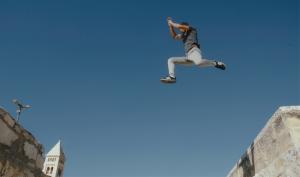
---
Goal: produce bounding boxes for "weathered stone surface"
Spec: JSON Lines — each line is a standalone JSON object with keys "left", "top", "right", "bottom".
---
{"left": 0, "top": 108, "right": 49, "bottom": 177}
{"left": 24, "top": 141, "right": 38, "bottom": 161}
{"left": 14, "top": 125, "right": 22, "bottom": 134}
{"left": 227, "top": 106, "right": 300, "bottom": 177}
{"left": 3, "top": 114, "right": 15, "bottom": 127}
{"left": 36, "top": 154, "right": 45, "bottom": 169}
{"left": 253, "top": 148, "right": 300, "bottom": 177}
{"left": 0, "top": 117, "right": 18, "bottom": 146}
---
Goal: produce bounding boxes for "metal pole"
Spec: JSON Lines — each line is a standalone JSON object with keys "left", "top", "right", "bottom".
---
{"left": 16, "top": 109, "right": 21, "bottom": 122}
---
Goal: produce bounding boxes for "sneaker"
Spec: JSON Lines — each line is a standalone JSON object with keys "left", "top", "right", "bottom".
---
{"left": 215, "top": 61, "right": 226, "bottom": 70}
{"left": 160, "top": 75, "right": 176, "bottom": 84}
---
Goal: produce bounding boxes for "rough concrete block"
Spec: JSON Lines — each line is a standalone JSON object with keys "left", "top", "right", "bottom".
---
{"left": 3, "top": 114, "right": 15, "bottom": 127}
{"left": 227, "top": 106, "right": 300, "bottom": 177}
{"left": 36, "top": 154, "right": 45, "bottom": 170}
{"left": 23, "top": 131, "right": 32, "bottom": 140}
{"left": 24, "top": 141, "right": 38, "bottom": 161}
{"left": 24, "top": 170, "right": 35, "bottom": 177}
{"left": 28, "top": 162, "right": 35, "bottom": 168}
{"left": 5, "top": 165, "right": 15, "bottom": 177}
{"left": 14, "top": 125, "right": 22, "bottom": 134}
{"left": 0, "top": 119, "right": 18, "bottom": 146}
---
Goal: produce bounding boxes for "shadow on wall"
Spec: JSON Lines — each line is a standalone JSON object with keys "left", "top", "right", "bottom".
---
{"left": 238, "top": 142, "right": 255, "bottom": 177}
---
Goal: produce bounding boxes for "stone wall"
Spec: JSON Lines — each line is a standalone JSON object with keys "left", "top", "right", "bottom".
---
{"left": 227, "top": 106, "right": 300, "bottom": 177}
{"left": 0, "top": 108, "right": 48, "bottom": 177}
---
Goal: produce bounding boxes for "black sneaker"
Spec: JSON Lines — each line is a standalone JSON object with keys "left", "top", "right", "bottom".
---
{"left": 215, "top": 61, "right": 226, "bottom": 70}
{"left": 160, "top": 76, "right": 176, "bottom": 84}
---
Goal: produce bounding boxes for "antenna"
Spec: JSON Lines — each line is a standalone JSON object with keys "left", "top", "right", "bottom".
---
{"left": 12, "top": 99, "right": 31, "bottom": 122}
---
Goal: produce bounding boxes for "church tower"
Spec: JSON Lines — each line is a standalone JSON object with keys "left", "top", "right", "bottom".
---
{"left": 43, "top": 140, "right": 66, "bottom": 177}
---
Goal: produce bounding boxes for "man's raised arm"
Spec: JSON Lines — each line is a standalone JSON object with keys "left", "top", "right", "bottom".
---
{"left": 167, "top": 17, "right": 178, "bottom": 39}
{"left": 168, "top": 17, "right": 189, "bottom": 31}
{"left": 167, "top": 17, "right": 181, "bottom": 39}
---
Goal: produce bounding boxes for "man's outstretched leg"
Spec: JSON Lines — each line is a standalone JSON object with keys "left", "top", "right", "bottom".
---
{"left": 188, "top": 47, "right": 226, "bottom": 70}
{"left": 197, "top": 59, "right": 226, "bottom": 70}
{"left": 160, "top": 56, "right": 192, "bottom": 84}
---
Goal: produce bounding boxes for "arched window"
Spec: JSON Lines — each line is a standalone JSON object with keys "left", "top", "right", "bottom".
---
{"left": 46, "top": 167, "right": 50, "bottom": 174}
{"left": 50, "top": 167, "right": 54, "bottom": 174}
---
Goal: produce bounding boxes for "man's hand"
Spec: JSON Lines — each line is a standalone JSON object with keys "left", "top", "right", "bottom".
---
{"left": 167, "top": 16, "right": 190, "bottom": 31}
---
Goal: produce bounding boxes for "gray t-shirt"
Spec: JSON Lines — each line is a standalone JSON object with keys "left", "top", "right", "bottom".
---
{"left": 182, "top": 27, "right": 200, "bottom": 53}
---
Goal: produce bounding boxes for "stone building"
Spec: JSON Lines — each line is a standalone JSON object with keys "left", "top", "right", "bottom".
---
{"left": 0, "top": 107, "right": 66, "bottom": 177}
{"left": 43, "top": 141, "right": 66, "bottom": 177}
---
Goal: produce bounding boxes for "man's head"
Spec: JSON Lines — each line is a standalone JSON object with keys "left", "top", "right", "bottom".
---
{"left": 179, "top": 22, "right": 189, "bottom": 32}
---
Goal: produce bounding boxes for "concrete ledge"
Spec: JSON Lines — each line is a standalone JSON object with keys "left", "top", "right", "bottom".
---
{"left": 227, "top": 106, "right": 300, "bottom": 177}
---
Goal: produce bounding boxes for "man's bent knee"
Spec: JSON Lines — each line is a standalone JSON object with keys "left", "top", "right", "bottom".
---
{"left": 168, "top": 57, "right": 176, "bottom": 62}
{"left": 168, "top": 57, "right": 176, "bottom": 65}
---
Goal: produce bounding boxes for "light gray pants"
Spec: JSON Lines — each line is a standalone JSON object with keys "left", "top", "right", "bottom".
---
{"left": 168, "top": 47, "right": 216, "bottom": 77}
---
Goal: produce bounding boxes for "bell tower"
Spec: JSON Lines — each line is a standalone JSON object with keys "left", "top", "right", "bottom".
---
{"left": 43, "top": 140, "right": 66, "bottom": 177}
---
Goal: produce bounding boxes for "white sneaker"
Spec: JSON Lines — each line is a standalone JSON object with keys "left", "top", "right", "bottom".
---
{"left": 215, "top": 61, "right": 226, "bottom": 70}
{"left": 160, "top": 76, "right": 176, "bottom": 84}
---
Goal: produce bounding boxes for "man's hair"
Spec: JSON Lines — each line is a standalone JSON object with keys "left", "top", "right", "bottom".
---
{"left": 180, "top": 22, "right": 189, "bottom": 26}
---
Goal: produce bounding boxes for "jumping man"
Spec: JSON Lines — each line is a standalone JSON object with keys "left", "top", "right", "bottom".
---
{"left": 160, "top": 17, "right": 226, "bottom": 84}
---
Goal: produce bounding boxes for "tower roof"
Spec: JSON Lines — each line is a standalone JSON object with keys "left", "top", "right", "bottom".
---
{"left": 47, "top": 140, "right": 65, "bottom": 157}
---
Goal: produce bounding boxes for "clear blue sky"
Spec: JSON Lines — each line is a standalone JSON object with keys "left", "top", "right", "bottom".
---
{"left": 0, "top": 0, "right": 299, "bottom": 177}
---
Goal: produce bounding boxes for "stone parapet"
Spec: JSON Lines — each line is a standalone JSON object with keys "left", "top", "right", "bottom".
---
{"left": 0, "top": 108, "right": 48, "bottom": 177}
